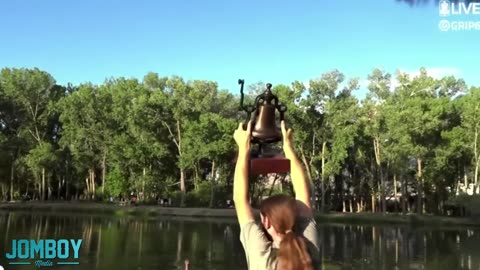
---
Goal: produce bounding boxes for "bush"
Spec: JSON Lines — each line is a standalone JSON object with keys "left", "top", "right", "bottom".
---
{"left": 185, "top": 181, "right": 212, "bottom": 207}
{"left": 95, "top": 189, "right": 105, "bottom": 201}
{"left": 167, "top": 190, "right": 183, "bottom": 207}
{"left": 269, "top": 186, "right": 292, "bottom": 197}
{"left": 105, "top": 167, "right": 129, "bottom": 198}
{"left": 160, "top": 182, "right": 231, "bottom": 208}
{"left": 447, "top": 194, "right": 480, "bottom": 217}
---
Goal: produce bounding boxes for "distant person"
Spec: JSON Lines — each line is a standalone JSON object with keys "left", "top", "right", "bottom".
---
{"left": 130, "top": 192, "right": 137, "bottom": 206}
{"left": 233, "top": 120, "right": 320, "bottom": 270}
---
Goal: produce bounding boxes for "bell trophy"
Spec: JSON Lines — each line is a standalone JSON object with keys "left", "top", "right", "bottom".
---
{"left": 236, "top": 79, "right": 290, "bottom": 175}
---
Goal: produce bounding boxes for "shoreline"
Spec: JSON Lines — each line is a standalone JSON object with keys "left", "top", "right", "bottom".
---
{"left": 1, "top": 201, "right": 479, "bottom": 227}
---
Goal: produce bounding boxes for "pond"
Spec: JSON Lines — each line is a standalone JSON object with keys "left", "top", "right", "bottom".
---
{"left": 0, "top": 212, "right": 479, "bottom": 270}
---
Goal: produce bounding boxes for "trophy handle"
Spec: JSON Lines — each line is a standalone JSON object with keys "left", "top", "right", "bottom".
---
{"left": 278, "top": 103, "right": 287, "bottom": 121}
{"left": 238, "top": 79, "right": 256, "bottom": 130}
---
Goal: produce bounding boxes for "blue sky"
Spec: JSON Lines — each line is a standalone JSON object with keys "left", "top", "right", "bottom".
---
{"left": 0, "top": 0, "right": 478, "bottom": 98}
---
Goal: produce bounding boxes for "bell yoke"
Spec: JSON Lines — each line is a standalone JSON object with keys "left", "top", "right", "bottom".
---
{"left": 237, "top": 79, "right": 290, "bottom": 175}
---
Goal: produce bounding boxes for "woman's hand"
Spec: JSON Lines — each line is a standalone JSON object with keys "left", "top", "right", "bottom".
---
{"left": 234, "top": 121, "right": 252, "bottom": 154}
{"left": 281, "top": 120, "right": 294, "bottom": 155}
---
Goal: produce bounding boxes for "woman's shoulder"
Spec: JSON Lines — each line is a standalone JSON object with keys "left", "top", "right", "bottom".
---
{"left": 239, "top": 219, "right": 271, "bottom": 250}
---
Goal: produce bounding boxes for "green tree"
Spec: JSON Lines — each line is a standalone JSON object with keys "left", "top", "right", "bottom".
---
{"left": 0, "top": 68, "right": 63, "bottom": 200}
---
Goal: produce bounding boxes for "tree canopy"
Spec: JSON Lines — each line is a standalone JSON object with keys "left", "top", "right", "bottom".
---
{"left": 1, "top": 67, "right": 479, "bottom": 215}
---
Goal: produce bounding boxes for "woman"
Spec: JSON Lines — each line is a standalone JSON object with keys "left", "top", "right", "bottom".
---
{"left": 233, "top": 120, "right": 320, "bottom": 270}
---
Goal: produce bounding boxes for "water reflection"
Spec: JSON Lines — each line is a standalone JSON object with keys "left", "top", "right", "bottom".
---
{"left": 318, "top": 224, "right": 480, "bottom": 270}
{"left": 0, "top": 212, "right": 479, "bottom": 270}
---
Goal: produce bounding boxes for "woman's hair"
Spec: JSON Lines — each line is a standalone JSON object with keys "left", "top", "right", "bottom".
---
{"left": 259, "top": 194, "right": 313, "bottom": 270}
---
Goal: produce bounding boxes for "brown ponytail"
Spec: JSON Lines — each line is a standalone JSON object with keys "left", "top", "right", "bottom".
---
{"left": 259, "top": 195, "right": 313, "bottom": 270}
{"left": 277, "top": 231, "right": 313, "bottom": 270}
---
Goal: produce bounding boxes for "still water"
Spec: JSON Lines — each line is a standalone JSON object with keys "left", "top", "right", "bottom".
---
{"left": 0, "top": 211, "right": 479, "bottom": 270}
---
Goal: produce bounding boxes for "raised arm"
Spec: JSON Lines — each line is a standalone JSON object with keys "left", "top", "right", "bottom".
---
{"left": 281, "top": 121, "right": 312, "bottom": 216}
{"left": 233, "top": 121, "right": 254, "bottom": 226}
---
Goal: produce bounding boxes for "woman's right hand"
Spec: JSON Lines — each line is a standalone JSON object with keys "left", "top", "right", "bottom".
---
{"left": 281, "top": 121, "right": 294, "bottom": 155}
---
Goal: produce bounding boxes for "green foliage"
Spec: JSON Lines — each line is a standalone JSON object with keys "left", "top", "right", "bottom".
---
{"left": 105, "top": 166, "right": 129, "bottom": 198}
{"left": 25, "top": 142, "right": 57, "bottom": 173}
{"left": 1, "top": 66, "right": 479, "bottom": 215}
{"left": 185, "top": 181, "right": 212, "bottom": 207}
{"left": 447, "top": 194, "right": 480, "bottom": 217}
{"left": 167, "top": 190, "right": 184, "bottom": 207}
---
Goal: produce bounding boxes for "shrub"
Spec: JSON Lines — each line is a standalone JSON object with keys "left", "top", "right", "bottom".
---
{"left": 185, "top": 181, "right": 212, "bottom": 207}
{"left": 167, "top": 190, "right": 183, "bottom": 207}
{"left": 447, "top": 194, "right": 480, "bottom": 217}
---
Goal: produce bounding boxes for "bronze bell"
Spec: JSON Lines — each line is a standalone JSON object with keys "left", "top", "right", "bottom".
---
{"left": 237, "top": 80, "right": 290, "bottom": 175}
{"left": 251, "top": 83, "right": 282, "bottom": 144}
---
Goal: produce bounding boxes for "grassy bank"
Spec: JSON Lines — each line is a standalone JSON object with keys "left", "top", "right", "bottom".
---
{"left": 314, "top": 212, "right": 480, "bottom": 227}
{"left": 0, "top": 201, "right": 238, "bottom": 219}
{"left": 1, "top": 201, "right": 479, "bottom": 227}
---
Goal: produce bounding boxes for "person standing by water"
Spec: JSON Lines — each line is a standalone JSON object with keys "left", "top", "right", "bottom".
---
{"left": 233, "top": 120, "right": 320, "bottom": 270}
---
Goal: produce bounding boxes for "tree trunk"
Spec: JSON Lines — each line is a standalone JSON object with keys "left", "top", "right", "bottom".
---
{"left": 300, "top": 149, "right": 316, "bottom": 209}
{"left": 41, "top": 167, "right": 46, "bottom": 201}
{"left": 90, "top": 170, "right": 93, "bottom": 199}
{"left": 268, "top": 175, "right": 280, "bottom": 197}
{"left": 1, "top": 184, "right": 5, "bottom": 201}
{"left": 380, "top": 168, "right": 386, "bottom": 213}
{"left": 399, "top": 174, "right": 406, "bottom": 213}
{"left": 371, "top": 192, "right": 376, "bottom": 213}
{"left": 321, "top": 142, "right": 327, "bottom": 213}
{"left": 47, "top": 173, "right": 52, "bottom": 200}
{"left": 394, "top": 174, "right": 398, "bottom": 213}
{"left": 92, "top": 169, "right": 96, "bottom": 199}
{"left": 373, "top": 137, "right": 386, "bottom": 213}
{"left": 416, "top": 158, "right": 423, "bottom": 214}
{"left": 180, "top": 170, "right": 186, "bottom": 206}
{"left": 66, "top": 160, "right": 70, "bottom": 200}
{"left": 475, "top": 160, "right": 479, "bottom": 193}
{"left": 37, "top": 181, "right": 41, "bottom": 200}
{"left": 102, "top": 152, "right": 106, "bottom": 196}
{"left": 300, "top": 149, "right": 313, "bottom": 184}
{"left": 142, "top": 167, "right": 146, "bottom": 202}
{"left": 9, "top": 160, "right": 14, "bottom": 201}
{"left": 349, "top": 199, "right": 353, "bottom": 213}
{"left": 58, "top": 176, "right": 62, "bottom": 199}
{"left": 87, "top": 168, "right": 96, "bottom": 200}
{"left": 85, "top": 177, "right": 90, "bottom": 198}
{"left": 177, "top": 120, "right": 186, "bottom": 206}
{"left": 373, "top": 139, "right": 385, "bottom": 212}
{"left": 209, "top": 161, "right": 216, "bottom": 208}
{"left": 194, "top": 164, "right": 199, "bottom": 191}
{"left": 162, "top": 118, "right": 186, "bottom": 205}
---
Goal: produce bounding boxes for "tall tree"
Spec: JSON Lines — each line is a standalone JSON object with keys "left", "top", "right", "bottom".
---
{"left": 0, "top": 68, "right": 63, "bottom": 200}
{"left": 364, "top": 68, "right": 392, "bottom": 212}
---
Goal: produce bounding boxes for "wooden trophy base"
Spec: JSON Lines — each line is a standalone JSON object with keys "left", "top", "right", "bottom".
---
{"left": 250, "top": 154, "right": 290, "bottom": 175}
{"left": 234, "top": 143, "right": 291, "bottom": 175}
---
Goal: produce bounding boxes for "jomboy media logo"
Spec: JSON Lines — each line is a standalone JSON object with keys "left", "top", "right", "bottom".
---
{"left": 5, "top": 239, "right": 82, "bottom": 267}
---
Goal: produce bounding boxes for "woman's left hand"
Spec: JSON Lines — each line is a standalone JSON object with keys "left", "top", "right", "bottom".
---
{"left": 233, "top": 121, "right": 252, "bottom": 153}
